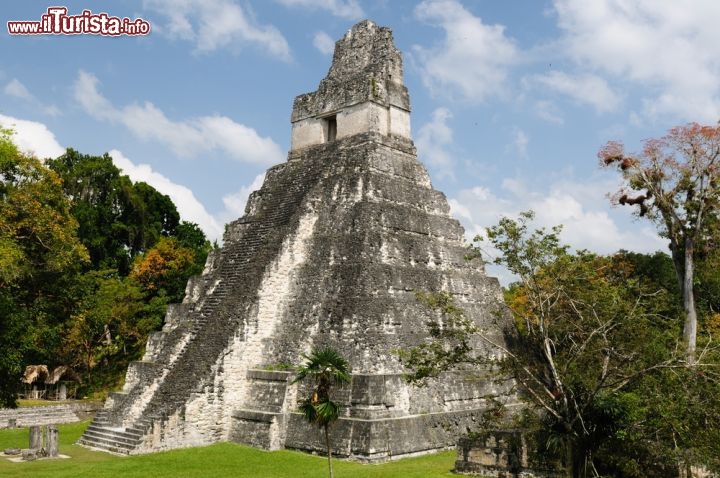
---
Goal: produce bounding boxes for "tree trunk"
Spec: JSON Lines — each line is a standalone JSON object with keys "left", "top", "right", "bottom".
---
{"left": 85, "top": 343, "right": 94, "bottom": 383}
{"left": 324, "top": 424, "right": 334, "bottom": 478}
{"left": 571, "top": 447, "right": 590, "bottom": 478}
{"left": 670, "top": 243, "right": 684, "bottom": 296}
{"left": 683, "top": 237, "right": 697, "bottom": 364}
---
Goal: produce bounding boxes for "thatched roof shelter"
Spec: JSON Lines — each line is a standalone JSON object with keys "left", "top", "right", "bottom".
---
{"left": 45, "top": 365, "right": 79, "bottom": 384}
{"left": 22, "top": 365, "right": 49, "bottom": 384}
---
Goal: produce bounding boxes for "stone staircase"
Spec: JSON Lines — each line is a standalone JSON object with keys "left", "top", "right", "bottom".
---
{"left": 0, "top": 403, "right": 99, "bottom": 429}
{"left": 76, "top": 410, "right": 149, "bottom": 454}
{"left": 124, "top": 156, "right": 325, "bottom": 423}
{"left": 78, "top": 153, "right": 329, "bottom": 454}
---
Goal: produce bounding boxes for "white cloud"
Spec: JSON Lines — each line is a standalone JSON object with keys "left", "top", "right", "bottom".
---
{"left": 553, "top": 0, "right": 720, "bottom": 122}
{"left": 413, "top": 0, "right": 519, "bottom": 102}
{"left": 143, "top": 0, "right": 291, "bottom": 60}
{"left": 313, "top": 31, "right": 335, "bottom": 55}
{"left": 416, "top": 107, "right": 455, "bottom": 176}
{"left": 4, "top": 78, "right": 61, "bottom": 116}
{"left": 512, "top": 129, "right": 529, "bottom": 159}
{"left": 219, "top": 173, "right": 266, "bottom": 224}
{"left": 276, "top": 0, "right": 364, "bottom": 19}
{"left": 109, "top": 149, "right": 225, "bottom": 242}
{"left": 529, "top": 71, "right": 621, "bottom": 113}
{"left": 0, "top": 114, "right": 265, "bottom": 243}
{"left": 0, "top": 114, "right": 64, "bottom": 159}
{"left": 74, "top": 70, "right": 284, "bottom": 165}
{"left": 4, "top": 79, "right": 33, "bottom": 100}
{"left": 74, "top": 71, "right": 115, "bottom": 120}
{"left": 449, "top": 185, "right": 512, "bottom": 238}
{"left": 533, "top": 100, "right": 564, "bottom": 124}
{"left": 465, "top": 191, "right": 640, "bottom": 287}
{"left": 42, "top": 105, "right": 61, "bottom": 117}
{"left": 448, "top": 173, "right": 667, "bottom": 280}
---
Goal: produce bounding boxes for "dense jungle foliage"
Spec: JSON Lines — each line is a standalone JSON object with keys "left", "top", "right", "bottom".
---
{"left": 0, "top": 129, "right": 212, "bottom": 406}
{"left": 400, "top": 212, "right": 720, "bottom": 477}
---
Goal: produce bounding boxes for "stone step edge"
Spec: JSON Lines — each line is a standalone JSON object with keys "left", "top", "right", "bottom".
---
{"left": 233, "top": 409, "right": 282, "bottom": 423}
{"left": 80, "top": 430, "right": 140, "bottom": 447}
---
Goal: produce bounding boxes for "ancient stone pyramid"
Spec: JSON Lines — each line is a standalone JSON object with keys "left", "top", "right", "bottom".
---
{"left": 79, "top": 20, "right": 513, "bottom": 460}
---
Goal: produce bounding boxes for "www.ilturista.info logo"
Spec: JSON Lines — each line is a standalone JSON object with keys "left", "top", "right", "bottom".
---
{"left": 7, "top": 7, "right": 150, "bottom": 36}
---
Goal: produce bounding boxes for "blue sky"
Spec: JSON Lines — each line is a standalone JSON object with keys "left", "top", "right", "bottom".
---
{"left": 3, "top": 1, "right": 720, "bottom": 277}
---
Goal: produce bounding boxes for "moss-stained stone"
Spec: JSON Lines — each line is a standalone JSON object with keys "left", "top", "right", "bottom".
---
{"left": 78, "top": 20, "right": 517, "bottom": 461}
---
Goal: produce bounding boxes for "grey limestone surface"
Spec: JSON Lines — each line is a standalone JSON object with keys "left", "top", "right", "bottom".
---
{"left": 78, "top": 20, "right": 516, "bottom": 461}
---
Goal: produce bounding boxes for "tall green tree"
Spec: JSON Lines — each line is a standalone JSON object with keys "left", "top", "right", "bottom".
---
{"left": 60, "top": 234, "right": 208, "bottom": 395}
{"left": 46, "top": 149, "right": 129, "bottom": 272}
{"left": 482, "top": 215, "right": 720, "bottom": 476}
{"left": 0, "top": 129, "right": 88, "bottom": 406}
{"left": 174, "top": 221, "right": 213, "bottom": 273}
{"left": 0, "top": 138, "right": 210, "bottom": 401}
{"left": 130, "top": 236, "right": 200, "bottom": 304}
{"left": 400, "top": 212, "right": 713, "bottom": 477}
{"left": 124, "top": 181, "right": 180, "bottom": 257}
{"left": 694, "top": 244, "right": 720, "bottom": 338}
{"left": 50, "top": 154, "right": 209, "bottom": 395}
{"left": 61, "top": 271, "right": 147, "bottom": 387}
{"left": 47, "top": 150, "right": 179, "bottom": 275}
{"left": 599, "top": 123, "right": 720, "bottom": 363}
{"left": 293, "top": 347, "right": 351, "bottom": 478}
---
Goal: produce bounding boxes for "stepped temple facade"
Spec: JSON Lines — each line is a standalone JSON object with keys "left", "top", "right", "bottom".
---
{"left": 79, "top": 20, "right": 514, "bottom": 460}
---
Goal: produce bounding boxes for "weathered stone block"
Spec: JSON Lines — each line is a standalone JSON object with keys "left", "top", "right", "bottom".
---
{"left": 29, "top": 425, "right": 42, "bottom": 450}
{"left": 22, "top": 449, "right": 38, "bottom": 461}
{"left": 46, "top": 425, "right": 58, "bottom": 457}
{"left": 455, "top": 432, "right": 563, "bottom": 478}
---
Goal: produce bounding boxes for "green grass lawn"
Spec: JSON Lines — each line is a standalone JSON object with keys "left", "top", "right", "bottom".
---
{"left": 17, "top": 399, "right": 81, "bottom": 407}
{"left": 0, "top": 421, "right": 460, "bottom": 478}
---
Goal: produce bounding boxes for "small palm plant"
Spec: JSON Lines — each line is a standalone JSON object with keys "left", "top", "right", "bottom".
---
{"left": 292, "top": 347, "right": 351, "bottom": 478}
